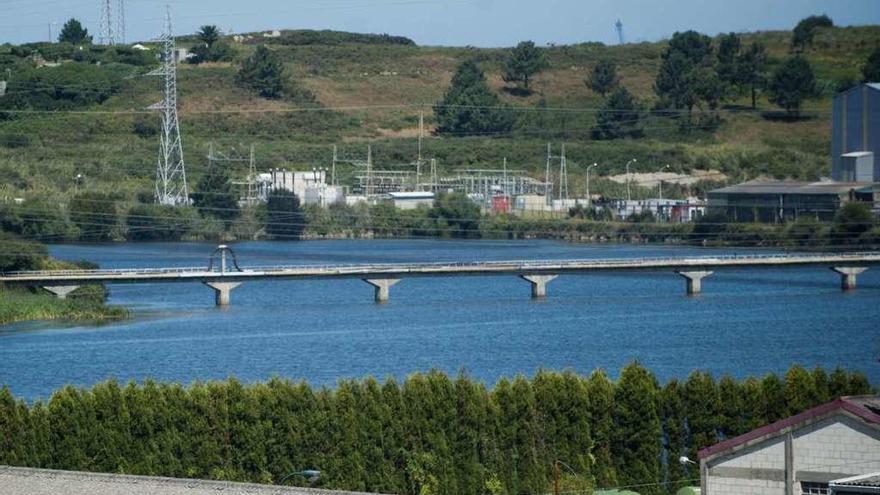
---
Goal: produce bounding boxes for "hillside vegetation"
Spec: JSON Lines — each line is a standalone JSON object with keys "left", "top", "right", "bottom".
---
{"left": 0, "top": 23, "right": 878, "bottom": 212}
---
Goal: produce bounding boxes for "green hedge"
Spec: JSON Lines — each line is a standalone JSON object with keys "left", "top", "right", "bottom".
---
{"left": 0, "top": 364, "right": 871, "bottom": 495}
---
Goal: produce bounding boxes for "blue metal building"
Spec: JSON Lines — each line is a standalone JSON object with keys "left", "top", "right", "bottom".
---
{"left": 832, "top": 83, "right": 880, "bottom": 182}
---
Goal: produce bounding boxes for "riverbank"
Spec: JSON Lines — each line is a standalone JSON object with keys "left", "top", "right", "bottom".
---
{"left": 0, "top": 288, "right": 129, "bottom": 326}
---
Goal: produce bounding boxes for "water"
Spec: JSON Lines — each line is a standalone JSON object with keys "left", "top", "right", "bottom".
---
{"left": 1, "top": 239, "right": 878, "bottom": 401}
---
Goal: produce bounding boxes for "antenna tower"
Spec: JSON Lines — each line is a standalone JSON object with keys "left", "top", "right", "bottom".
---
{"left": 98, "top": 0, "right": 125, "bottom": 44}
{"left": 615, "top": 19, "right": 624, "bottom": 45}
{"left": 148, "top": 6, "right": 189, "bottom": 206}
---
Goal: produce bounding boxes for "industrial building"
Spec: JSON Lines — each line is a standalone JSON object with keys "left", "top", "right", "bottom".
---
{"left": 257, "top": 169, "right": 344, "bottom": 207}
{"left": 707, "top": 180, "right": 876, "bottom": 222}
{"left": 832, "top": 83, "right": 880, "bottom": 182}
{"left": 830, "top": 473, "right": 880, "bottom": 494}
{"left": 698, "top": 395, "right": 880, "bottom": 495}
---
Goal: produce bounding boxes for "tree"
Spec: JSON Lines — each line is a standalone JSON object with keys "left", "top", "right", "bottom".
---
{"left": 737, "top": 42, "right": 767, "bottom": 108}
{"left": 58, "top": 18, "right": 91, "bottom": 45}
{"left": 429, "top": 192, "right": 481, "bottom": 238}
{"left": 502, "top": 41, "right": 547, "bottom": 93}
{"left": 190, "top": 25, "right": 234, "bottom": 65}
{"left": 434, "top": 60, "right": 513, "bottom": 136}
{"left": 654, "top": 31, "right": 714, "bottom": 116}
{"left": 863, "top": 46, "right": 880, "bottom": 82}
{"left": 792, "top": 15, "right": 833, "bottom": 52}
{"left": 768, "top": 56, "right": 817, "bottom": 117}
{"left": 716, "top": 33, "right": 741, "bottom": 95}
{"left": 587, "top": 370, "right": 618, "bottom": 489}
{"left": 69, "top": 192, "right": 118, "bottom": 242}
{"left": 586, "top": 59, "right": 619, "bottom": 98}
{"left": 592, "top": 86, "right": 642, "bottom": 140}
{"left": 612, "top": 362, "right": 662, "bottom": 495}
{"left": 830, "top": 202, "right": 874, "bottom": 245}
{"left": 191, "top": 164, "right": 239, "bottom": 223}
{"left": 265, "top": 190, "right": 306, "bottom": 239}
{"left": 236, "top": 46, "right": 285, "bottom": 98}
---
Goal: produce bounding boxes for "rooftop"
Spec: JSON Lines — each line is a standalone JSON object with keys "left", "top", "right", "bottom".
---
{"left": 830, "top": 472, "right": 880, "bottom": 492}
{"left": 709, "top": 180, "right": 873, "bottom": 196}
{"left": 0, "top": 466, "right": 385, "bottom": 495}
{"left": 699, "top": 395, "right": 880, "bottom": 461}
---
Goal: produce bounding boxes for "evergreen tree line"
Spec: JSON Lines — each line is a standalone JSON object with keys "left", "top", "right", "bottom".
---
{"left": 0, "top": 364, "right": 872, "bottom": 495}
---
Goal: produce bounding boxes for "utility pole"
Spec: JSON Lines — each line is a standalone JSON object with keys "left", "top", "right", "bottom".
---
{"left": 416, "top": 110, "right": 424, "bottom": 190}
{"left": 545, "top": 143, "right": 552, "bottom": 205}
{"left": 585, "top": 163, "right": 597, "bottom": 208}
{"left": 331, "top": 145, "right": 337, "bottom": 186}
{"left": 558, "top": 144, "right": 568, "bottom": 201}
{"left": 246, "top": 144, "right": 257, "bottom": 207}
{"left": 366, "top": 144, "right": 373, "bottom": 197}
{"left": 148, "top": 6, "right": 189, "bottom": 206}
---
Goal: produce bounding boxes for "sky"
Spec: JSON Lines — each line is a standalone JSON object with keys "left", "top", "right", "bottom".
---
{"left": 1, "top": 0, "right": 879, "bottom": 47}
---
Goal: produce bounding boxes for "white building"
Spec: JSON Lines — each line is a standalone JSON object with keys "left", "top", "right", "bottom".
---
{"left": 698, "top": 395, "right": 880, "bottom": 495}
{"left": 382, "top": 191, "right": 435, "bottom": 210}
{"left": 257, "top": 169, "right": 342, "bottom": 207}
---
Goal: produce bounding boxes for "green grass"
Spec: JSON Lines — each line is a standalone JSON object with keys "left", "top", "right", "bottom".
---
{"left": 0, "top": 288, "right": 129, "bottom": 326}
{"left": 0, "top": 24, "right": 877, "bottom": 203}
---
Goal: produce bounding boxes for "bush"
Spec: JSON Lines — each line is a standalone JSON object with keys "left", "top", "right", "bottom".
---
{"left": 0, "top": 134, "right": 29, "bottom": 148}
{"left": 126, "top": 204, "right": 196, "bottom": 241}
{"left": 0, "top": 233, "right": 48, "bottom": 272}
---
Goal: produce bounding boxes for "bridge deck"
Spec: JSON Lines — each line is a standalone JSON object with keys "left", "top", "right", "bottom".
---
{"left": 2, "top": 253, "right": 879, "bottom": 286}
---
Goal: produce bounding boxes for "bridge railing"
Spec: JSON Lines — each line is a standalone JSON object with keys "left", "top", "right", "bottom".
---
{"left": 3, "top": 252, "right": 878, "bottom": 279}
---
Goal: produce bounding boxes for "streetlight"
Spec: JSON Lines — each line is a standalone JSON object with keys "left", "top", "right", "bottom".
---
{"left": 74, "top": 173, "right": 83, "bottom": 194}
{"left": 278, "top": 469, "right": 321, "bottom": 486}
{"left": 625, "top": 158, "right": 637, "bottom": 203}
{"left": 585, "top": 162, "right": 598, "bottom": 209}
{"left": 657, "top": 164, "right": 671, "bottom": 201}
{"left": 679, "top": 456, "right": 697, "bottom": 465}
{"left": 657, "top": 164, "right": 671, "bottom": 222}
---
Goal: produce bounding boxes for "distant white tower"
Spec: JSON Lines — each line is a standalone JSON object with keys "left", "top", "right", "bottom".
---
{"left": 615, "top": 19, "right": 624, "bottom": 45}
{"left": 148, "top": 7, "right": 189, "bottom": 206}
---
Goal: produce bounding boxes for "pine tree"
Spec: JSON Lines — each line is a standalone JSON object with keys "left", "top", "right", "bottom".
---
{"left": 784, "top": 365, "right": 818, "bottom": 415}
{"left": 237, "top": 45, "right": 285, "bottom": 98}
{"left": 586, "top": 59, "right": 619, "bottom": 98}
{"left": 716, "top": 33, "right": 741, "bottom": 96}
{"left": 192, "top": 163, "right": 240, "bottom": 224}
{"left": 586, "top": 370, "right": 617, "bottom": 488}
{"left": 760, "top": 374, "right": 787, "bottom": 424}
{"left": 266, "top": 190, "right": 306, "bottom": 239}
{"left": 612, "top": 363, "right": 662, "bottom": 495}
{"left": 737, "top": 42, "right": 767, "bottom": 108}
{"left": 768, "top": 56, "right": 817, "bottom": 117}
{"left": 592, "top": 86, "right": 643, "bottom": 140}
{"left": 864, "top": 47, "right": 880, "bottom": 82}
{"left": 717, "top": 375, "right": 746, "bottom": 438}
{"left": 434, "top": 60, "right": 513, "bottom": 135}
{"left": 58, "top": 18, "right": 92, "bottom": 44}
{"left": 660, "top": 380, "right": 687, "bottom": 491}
{"left": 683, "top": 372, "right": 721, "bottom": 462}
{"left": 502, "top": 41, "right": 548, "bottom": 93}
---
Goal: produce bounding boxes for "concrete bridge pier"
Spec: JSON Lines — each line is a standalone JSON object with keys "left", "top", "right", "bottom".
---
{"left": 520, "top": 275, "right": 558, "bottom": 299}
{"left": 363, "top": 279, "right": 400, "bottom": 303}
{"left": 43, "top": 286, "right": 80, "bottom": 299}
{"left": 203, "top": 282, "right": 242, "bottom": 306}
{"left": 676, "top": 271, "right": 713, "bottom": 295}
{"left": 831, "top": 267, "right": 868, "bottom": 291}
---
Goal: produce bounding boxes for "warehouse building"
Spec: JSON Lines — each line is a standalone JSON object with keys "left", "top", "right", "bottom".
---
{"left": 707, "top": 180, "right": 876, "bottom": 222}
{"left": 833, "top": 83, "right": 880, "bottom": 182}
{"left": 698, "top": 395, "right": 880, "bottom": 495}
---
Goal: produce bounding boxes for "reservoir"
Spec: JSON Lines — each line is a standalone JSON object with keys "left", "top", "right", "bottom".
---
{"left": 1, "top": 239, "right": 878, "bottom": 400}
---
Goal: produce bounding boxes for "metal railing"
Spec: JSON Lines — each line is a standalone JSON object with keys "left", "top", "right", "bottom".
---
{"left": 3, "top": 252, "right": 879, "bottom": 280}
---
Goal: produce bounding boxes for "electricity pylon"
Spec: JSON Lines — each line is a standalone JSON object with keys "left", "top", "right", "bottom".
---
{"left": 147, "top": 6, "right": 189, "bottom": 206}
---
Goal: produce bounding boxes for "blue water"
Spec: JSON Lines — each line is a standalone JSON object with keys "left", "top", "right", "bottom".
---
{"left": 0, "top": 239, "right": 878, "bottom": 401}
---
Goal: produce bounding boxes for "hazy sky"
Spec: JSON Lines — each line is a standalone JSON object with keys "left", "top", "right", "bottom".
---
{"left": 1, "top": 0, "right": 879, "bottom": 47}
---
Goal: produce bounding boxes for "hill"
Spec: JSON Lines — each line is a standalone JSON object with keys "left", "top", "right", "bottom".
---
{"left": 0, "top": 24, "right": 878, "bottom": 204}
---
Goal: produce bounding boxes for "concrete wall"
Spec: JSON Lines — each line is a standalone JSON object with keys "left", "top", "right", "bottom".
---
{"left": 706, "top": 414, "right": 880, "bottom": 495}
{"left": 792, "top": 415, "right": 880, "bottom": 481}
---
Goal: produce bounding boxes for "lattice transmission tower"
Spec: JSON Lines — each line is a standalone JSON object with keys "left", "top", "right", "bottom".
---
{"left": 147, "top": 7, "right": 189, "bottom": 206}
{"left": 98, "top": 0, "right": 125, "bottom": 45}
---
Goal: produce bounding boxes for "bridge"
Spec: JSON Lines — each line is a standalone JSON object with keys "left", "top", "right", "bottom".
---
{"left": 1, "top": 247, "right": 879, "bottom": 305}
